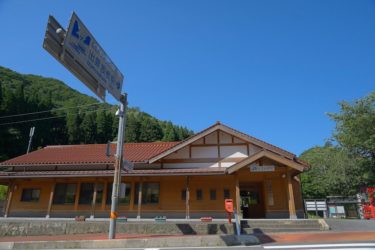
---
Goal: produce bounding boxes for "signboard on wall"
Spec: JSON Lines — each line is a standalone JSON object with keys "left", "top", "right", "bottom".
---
{"left": 250, "top": 164, "right": 275, "bottom": 172}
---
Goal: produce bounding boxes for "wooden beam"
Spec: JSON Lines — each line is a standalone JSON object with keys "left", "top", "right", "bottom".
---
{"left": 161, "top": 157, "right": 247, "bottom": 164}
{"left": 185, "top": 176, "right": 190, "bottom": 219}
{"left": 90, "top": 182, "right": 98, "bottom": 218}
{"left": 4, "top": 183, "right": 14, "bottom": 218}
{"left": 190, "top": 143, "right": 248, "bottom": 147}
{"left": 129, "top": 181, "right": 135, "bottom": 211}
{"left": 46, "top": 182, "right": 55, "bottom": 218}
{"left": 137, "top": 179, "right": 143, "bottom": 219}
{"left": 287, "top": 171, "right": 297, "bottom": 219}
{"left": 235, "top": 174, "right": 241, "bottom": 218}
{"left": 217, "top": 132, "right": 221, "bottom": 167}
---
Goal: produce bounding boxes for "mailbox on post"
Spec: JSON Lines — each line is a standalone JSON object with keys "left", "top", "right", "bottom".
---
{"left": 225, "top": 199, "right": 234, "bottom": 223}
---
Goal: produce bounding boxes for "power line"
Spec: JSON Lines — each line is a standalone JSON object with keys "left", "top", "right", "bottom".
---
{"left": 0, "top": 106, "right": 116, "bottom": 126}
{"left": 0, "top": 102, "right": 107, "bottom": 120}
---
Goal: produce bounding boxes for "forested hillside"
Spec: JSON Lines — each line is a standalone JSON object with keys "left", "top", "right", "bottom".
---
{"left": 0, "top": 66, "right": 193, "bottom": 161}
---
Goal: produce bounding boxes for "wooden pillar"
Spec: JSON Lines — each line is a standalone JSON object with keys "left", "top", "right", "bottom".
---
{"left": 137, "top": 178, "right": 143, "bottom": 219}
{"left": 46, "top": 183, "right": 56, "bottom": 218}
{"left": 287, "top": 171, "right": 297, "bottom": 219}
{"left": 90, "top": 182, "right": 98, "bottom": 219}
{"left": 4, "top": 183, "right": 14, "bottom": 218}
{"left": 235, "top": 174, "right": 241, "bottom": 218}
{"left": 129, "top": 182, "right": 135, "bottom": 211}
{"left": 102, "top": 181, "right": 108, "bottom": 211}
{"left": 185, "top": 176, "right": 190, "bottom": 219}
{"left": 74, "top": 182, "right": 81, "bottom": 211}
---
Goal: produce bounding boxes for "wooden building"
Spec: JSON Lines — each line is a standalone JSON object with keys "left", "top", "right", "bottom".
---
{"left": 0, "top": 122, "right": 308, "bottom": 219}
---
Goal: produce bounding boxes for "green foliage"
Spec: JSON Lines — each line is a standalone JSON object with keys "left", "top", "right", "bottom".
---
{"left": 328, "top": 92, "right": 375, "bottom": 184}
{"left": 0, "top": 66, "right": 194, "bottom": 161}
{"left": 301, "top": 92, "right": 375, "bottom": 198}
{"left": 0, "top": 185, "right": 7, "bottom": 200}
{"left": 300, "top": 143, "right": 363, "bottom": 198}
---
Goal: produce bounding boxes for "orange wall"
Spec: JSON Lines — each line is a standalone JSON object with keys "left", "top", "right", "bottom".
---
{"left": 7, "top": 170, "right": 302, "bottom": 216}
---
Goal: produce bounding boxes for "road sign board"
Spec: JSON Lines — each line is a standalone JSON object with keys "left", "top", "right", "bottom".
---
{"left": 63, "top": 12, "right": 123, "bottom": 101}
{"left": 42, "top": 13, "right": 123, "bottom": 102}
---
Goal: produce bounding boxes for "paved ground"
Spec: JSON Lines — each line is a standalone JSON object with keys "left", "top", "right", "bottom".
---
{"left": 325, "top": 218, "right": 375, "bottom": 231}
{"left": 257, "top": 231, "right": 375, "bottom": 244}
{"left": 1, "top": 231, "right": 375, "bottom": 244}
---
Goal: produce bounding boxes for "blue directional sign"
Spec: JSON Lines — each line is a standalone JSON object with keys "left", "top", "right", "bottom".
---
{"left": 63, "top": 12, "right": 123, "bottom": 101}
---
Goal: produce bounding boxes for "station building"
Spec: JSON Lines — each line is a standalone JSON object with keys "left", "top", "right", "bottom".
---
{"left": 0, "top": 122, "right": 308, "bottom": 219}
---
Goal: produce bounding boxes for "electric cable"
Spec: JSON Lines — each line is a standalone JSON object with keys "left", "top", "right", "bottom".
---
{"left": 0, "top": 102, "right": 107, "bottom": 119}
{"left": 0, "top": 106, "right": 116, "bottom": 126}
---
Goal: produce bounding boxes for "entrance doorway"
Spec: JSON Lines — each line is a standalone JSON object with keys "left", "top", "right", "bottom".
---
{"left": 240, "top": 182, "right": 265, "bottom": 218}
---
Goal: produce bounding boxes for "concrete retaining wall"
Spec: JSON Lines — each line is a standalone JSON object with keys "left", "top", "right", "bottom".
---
{"left": 0, "top": 220, "right": 235, "bottom": 237}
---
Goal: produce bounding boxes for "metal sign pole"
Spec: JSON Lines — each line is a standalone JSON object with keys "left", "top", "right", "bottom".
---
{"left": 26, "top": 126, "right": 35, "bottom": 154}
{"left": 109, "top": 93, "right": 127, "bottom": 239}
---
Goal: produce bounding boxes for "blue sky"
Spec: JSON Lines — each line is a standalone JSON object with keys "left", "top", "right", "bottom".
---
{"left": 0, "top": 0, "right": 374, "bottom": 155}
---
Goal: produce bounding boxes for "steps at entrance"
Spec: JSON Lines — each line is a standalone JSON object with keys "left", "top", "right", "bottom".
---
{"left": 240, "top": 219, "right": 324, "bottom": 234}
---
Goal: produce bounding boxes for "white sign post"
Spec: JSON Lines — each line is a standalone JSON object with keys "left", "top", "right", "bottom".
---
{"left": 43, "top": 12, "right": 127, "bottom": 240}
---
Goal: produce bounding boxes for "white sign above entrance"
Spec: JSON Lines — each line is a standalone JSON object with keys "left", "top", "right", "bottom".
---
{"left": 63, "top": 12, "right": 124, "bottom": 101}
{"left": 250, "top": 164, "right": 275, "bottom": 172}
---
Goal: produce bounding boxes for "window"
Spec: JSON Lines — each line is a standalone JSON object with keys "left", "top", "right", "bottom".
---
{"left": 135, "top": 183, "right": 159, "bottom": 204}
{"left": 53, "top": 183, "right": 77, "bottom": 204}
{"left": 224, "top": 189, "right": 230, "bottom": 199}
{"left": 21, "top": 188, "right": 40, "bottom": 202}
{"left": 79, "top": 183, "right": 94, "bottom": 204}
{"left": 106, "top": 182, "right": 131, "bottom": 205}
{"left": 196, "top": 189, "right": 203, "bottom": 200}
{"left": 181, "top": 189, "right": 186, "bottom": 200}
{"left": 210, "top": 189, "right": 216, "bottom": 200}
{"left": 96, "top": 183, "right": 104, "bottom": 204}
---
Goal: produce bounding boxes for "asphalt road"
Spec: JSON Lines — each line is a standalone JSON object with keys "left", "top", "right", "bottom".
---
{"left": 60, "top": 242, "right": 375, "bottom": 250}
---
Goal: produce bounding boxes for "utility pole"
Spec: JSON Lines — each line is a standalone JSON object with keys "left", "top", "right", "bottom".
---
{"left": 109, "top": 93, "right": 128, "bottom": 239}
{"left": 26, "top": 126, "right": 35, "bottom": 154}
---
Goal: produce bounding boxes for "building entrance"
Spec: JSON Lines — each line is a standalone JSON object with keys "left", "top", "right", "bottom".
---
{"left": 240, "top": 182, "right": 265, "bottom": 218}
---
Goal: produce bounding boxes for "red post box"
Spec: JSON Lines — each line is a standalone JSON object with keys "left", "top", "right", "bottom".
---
{"left": 225, "top": 199, "right": 234, "bottom": 213}
{"left": 225, "top": 199, "right": 233, "bottom": 224}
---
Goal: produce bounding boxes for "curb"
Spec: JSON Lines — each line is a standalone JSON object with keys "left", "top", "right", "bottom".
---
{"left": 0, "top": 235, "right": 259, "bottom": 249}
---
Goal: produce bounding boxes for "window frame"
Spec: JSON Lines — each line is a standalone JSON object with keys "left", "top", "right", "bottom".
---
{"left": 196, "top": 189, "right": 203, "bottom": 201}
{"left": 20, "top": 188, "right": 40, "bottom": 202}
{"left": 53, "top": 183, "right": 77, "bottom": 205}
{"left": 210, "top": 189, "right": 217, "bottom": 200}
{"left": 135, "top": 182, "right": 160, "bottom": 205}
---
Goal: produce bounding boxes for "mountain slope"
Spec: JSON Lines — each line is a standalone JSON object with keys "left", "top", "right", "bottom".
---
{"left": 0, "top": 66, "right": 193, "bottom": 161}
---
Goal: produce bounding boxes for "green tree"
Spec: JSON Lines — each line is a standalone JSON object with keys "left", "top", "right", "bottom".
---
{"left": 0, "top": 185, "right": 7, "bottom": 200}
{"left": 328, "top": 92, "right": 375, "bottom": 185}
{"left": 138, "top": 116, "right": 163, "bottom": 142}
{"left": 163, "top": 121, "right": 178, "bottom": 141}
{"left": 66, "top": 110, "right": 81, "bottom": 144}
{"left": 300, "top": 143, "right": 363, "bottom": 198}
{"left": 125, "top": 112, "right": 141, "bottom": 142}
{"left": 81, "top": 112, "right": 97, "bottom": 143}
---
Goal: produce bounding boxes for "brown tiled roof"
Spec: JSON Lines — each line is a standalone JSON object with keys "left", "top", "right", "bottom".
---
{"left": 0, "top": 142, "right": 179, "bottom": 166}
{"left": 0, "top": 168, "right": 225, "bottom": 178}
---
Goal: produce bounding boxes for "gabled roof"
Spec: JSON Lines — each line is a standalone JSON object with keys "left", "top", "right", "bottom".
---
{"left": 149, "top": 122, "right": 297, "bottom": 163}
{"left": 225, "top": 150, "right": 306, "bottom": 174}
{"left": 0, "top": 142, "right": 179, "bottom": 167}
